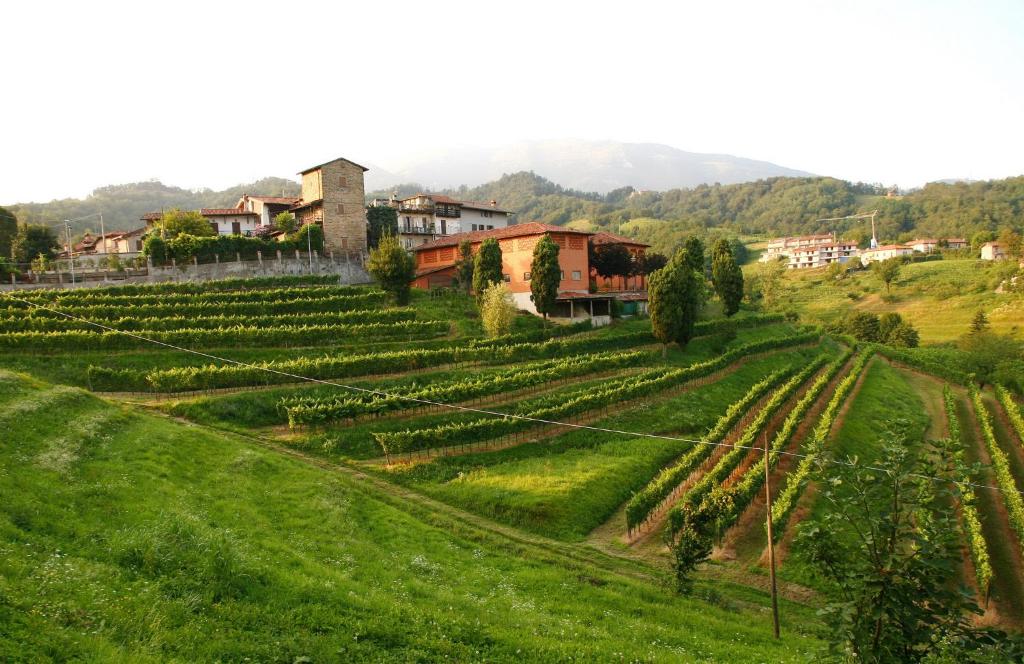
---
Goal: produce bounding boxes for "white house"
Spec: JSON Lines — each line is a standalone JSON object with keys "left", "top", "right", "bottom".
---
{"left": 787, "top": 241, "right": 859, "bottom": 269}
{"left": 200, "top": 209, "right": 261, "bottom": 236}
{"left": 981, "top": 241, "right": 1008, "bottom": 260}
{"left": 859, "top": 244, "right": 914, "bottom": 265}
{"left": 392, "top": 194, "right": 513, "bottom": 249}
{"left": 759, "top": 234, "right": 834, "bottom": 263}
{"left": 235, "top": 195, "right": 301, "bottom": 226}
{"left": 904, "top": 238, "right": 938, "bottom": 253}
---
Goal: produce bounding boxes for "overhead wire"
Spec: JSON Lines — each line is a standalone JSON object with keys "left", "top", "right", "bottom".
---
{"left": 0, "top": 291, "right": 1016, "bottom": 499}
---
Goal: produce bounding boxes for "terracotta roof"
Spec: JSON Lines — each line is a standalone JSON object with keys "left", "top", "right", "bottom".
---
{"left": 412, "top": 222, "right": 593, "bottom": 251}
{"left": 864, "top": 244, "right": 912, "bottom": 252}
{"left": 555, "top": 291, "right": 614, "bottom": 300}
{"left": 141, "top": 212, "right": 163, "bottom": 221}
{"left": 201, "top": 209, "right": 258, "bottom": 217}
{"left": 415, "top": 265, "right": 457, "bottom": 278}
{"left": 290, "top": 198, "right": 321, "bottom": 211}
{"left": 590, "top": 231, "right": 650, "bottom": 248}
{"left": 298, "top": 157, "right": 369, "bottom": 175}
{"left": 904, "top": 238, "right": 938, "bottom": 244}
{"left": 246, "top": 196, "right": 300, "bottom": 204}
{"left": 947, "top": 238, "right": 967, "bottom": 243}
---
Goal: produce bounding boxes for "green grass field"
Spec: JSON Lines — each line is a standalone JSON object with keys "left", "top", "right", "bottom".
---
{"left": 0, "top": 371, "right": 823, "bottom": 661}
{"left": 755, "top": 257, "right": 1024, "bottom": 343}
{"left": 2, "top": 273, "right": 1022, "bottom": 657}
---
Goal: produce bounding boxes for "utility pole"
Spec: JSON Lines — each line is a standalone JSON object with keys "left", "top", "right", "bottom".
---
{"left": 307, "top": 222, "right": 313, "bottom": 274}
{"left": 764, "top": 431, "right": 780, "bottom": 639}
{"left": 99, "top": 213, "right": 106, "bottom": 256}
{"left": 63, "top": 220, "right": 77, "bottom": 286}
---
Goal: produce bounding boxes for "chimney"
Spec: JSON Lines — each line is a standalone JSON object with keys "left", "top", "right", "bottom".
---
{"left": 490, "top": 200, "right": 497, "bottom": 207}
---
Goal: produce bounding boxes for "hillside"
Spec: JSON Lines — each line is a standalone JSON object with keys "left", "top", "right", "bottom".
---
{"left": 364, "top": 139, "right": 813, "bottom": 193}
{"left": 5, "top": 177, "right": 300, "bottom": 233}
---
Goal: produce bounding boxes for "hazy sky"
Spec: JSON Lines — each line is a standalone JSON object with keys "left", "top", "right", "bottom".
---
{"left": 3, "top": 0, "right": 1022, "bottom": 203}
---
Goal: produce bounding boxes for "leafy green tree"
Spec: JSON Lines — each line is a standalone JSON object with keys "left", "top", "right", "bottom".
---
{"left": 970, "top": 310, "right": 990, "bottom": 334}
{"left": 157, "top": 209, "right": 215, "bottom": 239}
{"left": 0, "top": 206, "right": 17, "bottom": 259}
{"left": 288, "top": 223, "right": 324, "bottom": 252}
{"left": 141, "top": 235, "right": 168, "bottom": 263}
{"left": 273, "top": 211, "right": 297, "bottom": 234}
{"left": 637, "top": 251, "right": 667, "bottom": 275}
{"left": 971, "top": 230, "right": 996, "bottom": 254}
{"left": 710, "top": 239, "right": 744, "bottom": 316}
{"left": 959, "top": 331, "right": 1021, "bottom": 387}
{"left": 887, "top": 322, "right": 920, "bottom": 348}
{"left": 472, "top": 238, "right": 503, "bottom": 297}
{"left": 12, "top": 224, "right": 59, "bottom": 264}
{"left": 757, "top": 258, "right": 787, "bottom": 307}
{"left": 648, "top": 249, "right": 701, "bottom": 356}
{"left": 667, "top": 504, "right": 714, "bottom": 595}
{"left": 872, "top": 258, "right": 901, "bottom": 293}
{"left": 846, "top": 311, "right": 882, "bottom": 342}
{"left": 590, "top": 243, "right": 633, "bottom": 283}
{"left": 480, "top": 281, "right": 516, "bottom": 338}
{"left": 728, "top": 238, "right": 748, "bottom": 265}
{"left": 530, "top": 235, "right": 561, "bottom": 325}
{"left": 998, "top": 227, "right": 1022, "bottom": 258}
{"left": 455, "top": 240, "right": 474, "bottom": 293}
{"left": 367, "top": 233, "right": 415, "bottom": 305}
{"left": 683, "top": 236, "right": 704, "bottom": 274}
{"left": 366, "top": 206, "right": 398, "bottom": 249}
{"left": 795, "top": 429, "right": 1003, "bottom": 662}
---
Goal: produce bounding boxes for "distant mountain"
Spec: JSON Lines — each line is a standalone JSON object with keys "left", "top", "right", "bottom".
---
{"left": 6, "top": 178, "right": 301, "bottom": 233}
{"left": 364, "top": 139, "right": 813, "bottom": 193}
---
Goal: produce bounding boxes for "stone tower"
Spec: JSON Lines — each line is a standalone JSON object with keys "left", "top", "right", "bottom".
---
{"left": 294, "top": 157, "right": 369, "bottom": 254}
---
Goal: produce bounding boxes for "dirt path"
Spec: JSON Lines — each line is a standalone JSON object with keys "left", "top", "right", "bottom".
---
{"left": 962, "top": 395, "right": 1024, "bottom": 629}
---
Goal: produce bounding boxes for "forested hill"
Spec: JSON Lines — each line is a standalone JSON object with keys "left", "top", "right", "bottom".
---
{"left": 375, "top": 172, "right": 1024, "bottom": 252}
{"left": 6, "top": 178, "right": 301, "bottom": 232}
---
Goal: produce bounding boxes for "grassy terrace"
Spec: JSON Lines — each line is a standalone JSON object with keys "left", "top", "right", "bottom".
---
{"left": 0, "top": 372, "right": 822, "bottom": 661}
{"left": 754, "top": 258, "right": 1024, "bottom": 343}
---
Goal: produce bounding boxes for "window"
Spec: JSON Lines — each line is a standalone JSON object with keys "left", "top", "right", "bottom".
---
{"left": 209, "top": 222, "right": 219, "bottom": 234}
{"left": 231, "top": 221, "right": 241, "bottom": 235}
{"left": 502, "top": 274, "right": 511, "bottom": 283}
{"left": 487, "top": 225, "right": 494, "bottom": 230}
{"left": 338, "top": 176, "right": 348, "bottom": 188}
{"left": 571, "top": 270, "right": 581, "bottom": 281}
{"left": 560, "top": 270, "right": 565, "bottom": 279}
{"left": 523, "top": 271, "right": 531, "bottom": 280}
{"left": 336, "top": 203, "right": 345, "bottom": 214}
{"left": 471, "top": 224, "right": 478, "bottom": 231}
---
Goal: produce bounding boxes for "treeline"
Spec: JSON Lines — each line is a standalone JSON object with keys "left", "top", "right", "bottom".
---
{"left": 374, "top": 172, "right": 1024, "bottom": 254}
{"left": 6, "top": 178, "right": 301, "bottom": 232}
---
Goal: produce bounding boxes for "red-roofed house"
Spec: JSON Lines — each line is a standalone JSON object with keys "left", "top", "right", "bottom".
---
{"left": 140, "top": 209, "right": 261, "bottom": 236}
{"left": 411, "top": 222, "right": 613, "bottom": 324}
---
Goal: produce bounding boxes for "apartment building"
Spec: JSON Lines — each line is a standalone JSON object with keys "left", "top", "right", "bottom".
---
{"left": 388, "top": 194, "right": 513, "bottom": 249}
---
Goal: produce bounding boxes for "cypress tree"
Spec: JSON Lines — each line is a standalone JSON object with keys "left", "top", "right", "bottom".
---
{"left": 530, "top": 235, "right": 561, "bottom": 325}
{"left": 711, "top": 239, "right": 744, "bottom": 316}
{"left": 684, "top": 236, "right": 705, "bottom": 274}
{"left": 0, "top": 206, "right": 17, "bottom": 260}
{"left": 648, "top": 248, "right": 702, "bottom": 355}
{"left": 472, "top": 238, "right": 503, "bottom": 298}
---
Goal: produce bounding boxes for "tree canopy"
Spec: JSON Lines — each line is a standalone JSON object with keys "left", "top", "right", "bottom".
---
{"left": 472, "top": 238, "right": 503, "bottom": 297}
{"left": 366, "top": 206, "right": 398, "bottom": 249}
{"left": 12, "top": 224, "right": 59, "bottom": 264}
{"left": 589, "top": 243, "right": 632, "bottom": 280}
{"left": 0, "top": 206, "right": 17, "bottom": 259}
{"left": 530, "top": 235, "right": 561, "bottom": 323}
{"left": 647, "top": 248, "right": 703, "bottom": 354}
{"left": 156, "top": 209, "right": 215, "bottom": 239}
{"left": 367, "top": 234, "right": 415, "bottom": 305}
{"left": 710, "top": 239, "right": 743, "bottom": 316}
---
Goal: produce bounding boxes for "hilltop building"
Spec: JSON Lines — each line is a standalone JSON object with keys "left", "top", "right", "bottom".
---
{"left": 410, "top": 222, "right": 646, "bottom": 325}
{"left": 980, "top": 241, "right": 1008, "bottom": 261}
{"left": 760, "top": 234, "right": 858, "bottom": 269}
{"left": 859, "top": 244, "right": 914, "bottom": 265}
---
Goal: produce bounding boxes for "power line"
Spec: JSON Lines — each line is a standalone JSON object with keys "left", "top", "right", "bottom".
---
{"left": 0, "top": 292, "right": 1015, "bottom": 499}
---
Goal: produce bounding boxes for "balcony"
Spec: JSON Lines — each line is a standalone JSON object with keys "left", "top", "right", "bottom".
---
{"left": 399, "top": 203, "right": 435, "bottom": 213}
{"left": 400, "top": 225, "right": 437, "bottom": 235}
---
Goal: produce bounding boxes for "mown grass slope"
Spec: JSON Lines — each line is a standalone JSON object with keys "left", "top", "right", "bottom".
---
{"left": 0, "top": 371, "right": 822, "bottom": 661}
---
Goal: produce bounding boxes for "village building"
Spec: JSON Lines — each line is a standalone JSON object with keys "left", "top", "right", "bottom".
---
{"left": 236, "top": 195, "right": 301, "bottom": 226}
{"left": 200, "top": 209, "right": 261, "bottom": 236}
{"left": 290, "top": 157, "right": 370, "bottom": 254}
{"left": 859, "top": 244, "right": 915, "bottom": 265}
{"left": 97, "top": 228, "right": 146, "bottom": 255}
{"left": 410, "top": 222, "right": 623, "bottom": 325}
{"left": 589, "top": 231, "right": 650, "bottom": 290}
{"left": 380, "top": 193, "right": 514, "bottom": 249}
{"left": 904, "top": 238, "right": 938, "bottom": 253}
{"left": 759, "top": 234, "right": 834, "bottom": 263}
{"left": 946, "top": 238, "right": 968, "bottom": 250}
{"left": 785, "top": 240, "right": 859, "bottom": 269}
{"left": 980, "top": 241, "right": 1008, "bottom": 260}
{"left": 759, "top": 234, "right": 858, "bottom": 269}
